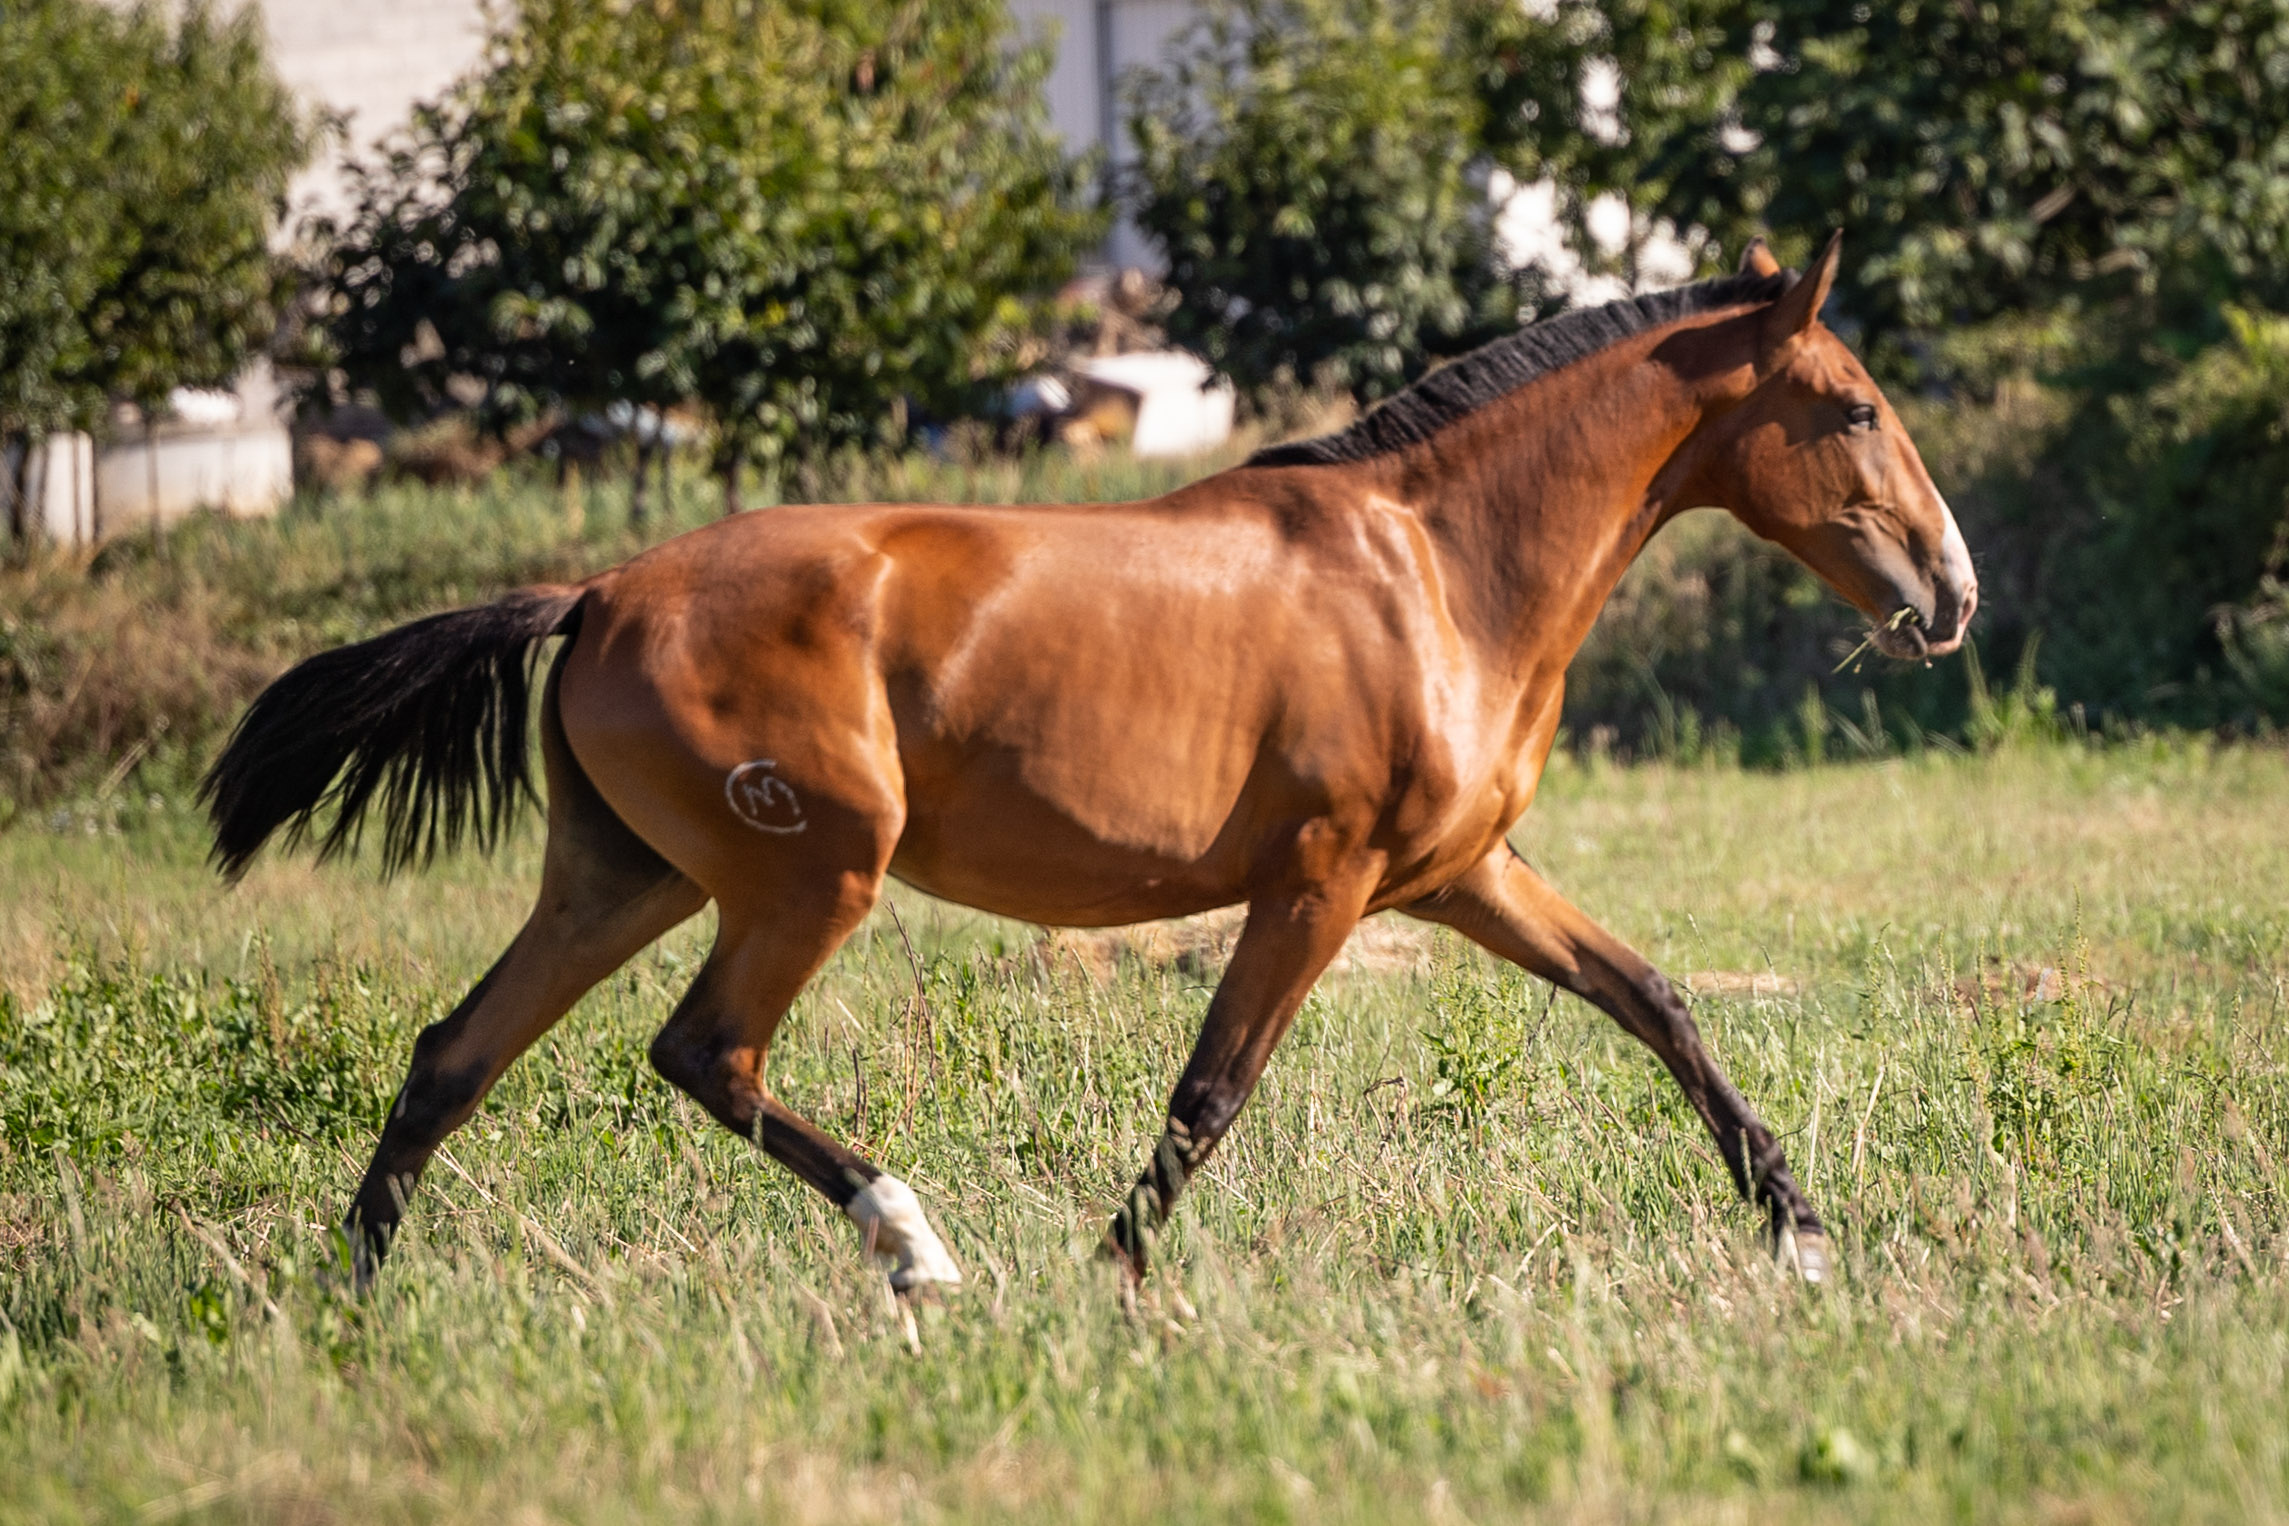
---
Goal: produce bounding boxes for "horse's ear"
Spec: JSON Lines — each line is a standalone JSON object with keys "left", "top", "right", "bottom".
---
{"left": 1737, "top": 237, "right": 1781, "bottom": 277}
{"left": 1761, "top": 230, "right": 1842, "bottom": 359}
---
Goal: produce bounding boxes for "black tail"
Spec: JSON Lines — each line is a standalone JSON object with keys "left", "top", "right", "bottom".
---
{"left": 202, "top": 587, "right": 586, "bottom": 880}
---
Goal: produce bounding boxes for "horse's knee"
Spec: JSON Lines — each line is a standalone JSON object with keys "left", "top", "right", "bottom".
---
{"left": 1632, "top": 967, "right": 1691, "bottom": 1024}
{"left": 649, "top": 1017, "right": 760, "bottom": 1127}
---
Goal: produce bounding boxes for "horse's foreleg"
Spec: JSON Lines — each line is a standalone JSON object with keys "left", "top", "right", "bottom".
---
{"left": 646, "top": 880, "right": 963, "bottom": 1294}
{"left": 1104, "top": 878, "right": 1372, "bottom": 1280}
{"left": 1408, "top": 846, "right": 1828, "bottom": 1279}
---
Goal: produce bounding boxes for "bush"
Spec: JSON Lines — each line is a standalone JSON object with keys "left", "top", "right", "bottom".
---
{"left": 1124, "top": 0, "right": 1538, "bottom": 402}
{"left": 316, "top": 0, "right": 1103, "bottom": 508}
{"left": 1919, "top": 308, "right": 2289, "bottom": 730}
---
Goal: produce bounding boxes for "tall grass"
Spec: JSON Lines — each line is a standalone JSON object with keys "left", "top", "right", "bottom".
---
{"left": 2, "top": 744, "right": 2284, "bottom": 1520}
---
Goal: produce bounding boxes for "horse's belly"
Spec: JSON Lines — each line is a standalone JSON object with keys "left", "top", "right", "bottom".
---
{"left": 887, "top": 854, "right": 1238, "bottom": 928}
{"left": 888, "top": 729, "right": 1277, "bottom": 924}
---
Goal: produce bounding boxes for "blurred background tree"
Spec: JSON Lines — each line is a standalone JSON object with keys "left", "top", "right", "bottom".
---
{"left": 1590, "top": 0, "right": 2289, "bottom": 732}
{"left": 1, "top": 0, "right": 310, "bottom": 512}
{"left": 1120, "top": 0, "right": 2289, "bottom": 743}
{"left": 315, "top": 0, "right": 1102, "bottom": 518}
{"left": 1123, "top": 0, "right": 1539, "bottom": 403}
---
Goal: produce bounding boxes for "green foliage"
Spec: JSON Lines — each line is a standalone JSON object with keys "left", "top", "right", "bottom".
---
{"left": 0, "top": 0, "right": 311, "bottom": 437}
{"left": 0, "top": 950, "right": 393, "bottom": 1165}
{"left": 1421, "top": 949, "right": 1545, "bottom": 1125}
{"left": 1915, "top": 306, "right": 2289, "bottom": 730}
{"left": 316, "top": 0, "right": 1101, "bottom": 473}
{"left": 1963, "top": 639, "right": 2068, "bottom": 752}
{"left": 1124, "top": 0, "right": 1538, "bottom": 402}
{"left": 1514, "top": 0, "right": 2289, "bottom": 349}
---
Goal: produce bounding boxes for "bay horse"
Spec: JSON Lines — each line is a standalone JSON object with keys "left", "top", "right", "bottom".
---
{"left": 205, "top": 234, "right": 1976, "bottom": 1294}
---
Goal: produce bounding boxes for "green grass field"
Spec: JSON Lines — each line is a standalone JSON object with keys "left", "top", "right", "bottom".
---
{"left": 3, "top": 736, "right": 2285, "bottom": 1522}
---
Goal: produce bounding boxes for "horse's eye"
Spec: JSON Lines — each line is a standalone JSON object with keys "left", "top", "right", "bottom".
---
{"left": 1845, "top": 403, "right": 1879, "bottom": 431}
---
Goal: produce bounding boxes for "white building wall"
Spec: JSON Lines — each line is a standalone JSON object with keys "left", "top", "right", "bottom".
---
{"left": 94, "top": 424, "right": 295, "bottom": 535}
{"left": 1005, "top": 0, "right": 1199, "bottom": 268}
{"left": 9, "top": 433, "right": 99, "bottom": 546}
{"left": 256, "top": 0, "right": 494, "bottom": 221}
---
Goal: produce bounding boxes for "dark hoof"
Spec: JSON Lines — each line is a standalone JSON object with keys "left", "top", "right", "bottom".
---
{"left": 323, "top": 1221, "right": 385, "bottom": 1296}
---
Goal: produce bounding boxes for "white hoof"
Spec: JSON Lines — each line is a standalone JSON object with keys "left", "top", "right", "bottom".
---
{"left": 1784, "top": 1228, "right": 1831, "bottom": 1285}
{"left": 846, "top": 1174, "right": 963, "bottom": 1292}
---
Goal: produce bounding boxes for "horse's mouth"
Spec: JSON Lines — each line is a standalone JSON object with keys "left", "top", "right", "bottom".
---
{"left": 1870, "top": 579, "right": 1975, "bottom": 660}
{"left": 1870, "top": 606, "right": 1931, "bottom": 660}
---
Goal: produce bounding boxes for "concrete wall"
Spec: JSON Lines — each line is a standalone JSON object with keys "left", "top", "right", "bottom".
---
{"left": 257, "top": 0, "right": 493, "bottom": 220}
{"left": 6, "top": 434, "right": 97, "bottom": 546}
{"left": 4, "top": 422, "right": 292, "bottom": 549}
{"left": 1009, "top": 0, "right": 1196, "bottom": 268}
{"left": 93, "top": 423, "right": 294, "bottom": 537}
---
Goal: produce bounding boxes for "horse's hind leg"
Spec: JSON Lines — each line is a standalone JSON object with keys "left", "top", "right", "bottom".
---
{"left": 646, "top": 880, "right": 962, "bottom": 1294}
{"left": 345, "top": 683, "right": 705, "bottom": 1278}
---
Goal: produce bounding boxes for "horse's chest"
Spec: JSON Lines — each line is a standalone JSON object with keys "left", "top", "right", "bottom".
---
{"left": 1364, "top": 703, "right": 1549, "bottom": 892}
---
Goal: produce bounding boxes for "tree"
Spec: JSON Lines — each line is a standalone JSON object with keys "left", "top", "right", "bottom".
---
{"left": 1124, "top": 0, "right": 1538, "bottom": 403}
{"left": 1493, "top": 0, "right": 2289, "bottom": 354}
{"left": 317, "top": 0, "right": 1102, "bottom": 518}
{"left": 1, "top": 0, "right": 310, "bottom": 532}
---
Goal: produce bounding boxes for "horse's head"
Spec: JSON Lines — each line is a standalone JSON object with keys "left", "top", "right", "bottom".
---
{"left": 1689, "top": 234, "right": 1978, "bottom": 659}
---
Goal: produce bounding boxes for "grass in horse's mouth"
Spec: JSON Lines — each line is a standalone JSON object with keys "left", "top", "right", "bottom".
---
{"left": 1832, "top": 605, "right": 1924, "bottom": 673}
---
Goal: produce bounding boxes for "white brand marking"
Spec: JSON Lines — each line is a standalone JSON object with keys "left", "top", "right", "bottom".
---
{"left": 724, "top": 759, "right": 807, "bottom": 834}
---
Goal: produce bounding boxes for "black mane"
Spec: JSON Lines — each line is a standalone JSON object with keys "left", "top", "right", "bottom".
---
{"left": 1247, "top": 270, "right": 1792, "bottom": 468}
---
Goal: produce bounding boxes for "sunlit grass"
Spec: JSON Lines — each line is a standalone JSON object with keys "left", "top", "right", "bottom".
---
{"left": 2, "top": 741, "right": 2285, "bottom": 1521}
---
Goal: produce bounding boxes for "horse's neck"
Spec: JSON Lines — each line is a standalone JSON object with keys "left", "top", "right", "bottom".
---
{"left": 1401, "top": 347, "right": 1709, "bottom": 684}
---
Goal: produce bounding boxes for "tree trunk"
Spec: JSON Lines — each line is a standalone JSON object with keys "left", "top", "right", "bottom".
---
{"left": 4, "top": 432, "right": 27, "bottom": 551}
{"left": 147, "top": 418, "right": 163, "bottom": 554}
{"left": 720, "top": 442, "right": 746, "bottom": 516}
{"left": 629, "top": 435, "right": 655, "bottom": 530}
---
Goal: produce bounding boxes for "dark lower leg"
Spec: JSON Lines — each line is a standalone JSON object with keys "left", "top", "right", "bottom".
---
{"left": 649, "top": 1017, "right": 882, "bottom": 1207}
{"left": 1412, "top": 848, "right": 1823, "bottom": 1246}
{"left": 1104, "top": 888, "right": 1366, "bottom": 1276}
{"left": 346, "top": 963, "right": 508, "bottom": 1270}
{"left": 646, "top": 902, "right": 968, "bottom": 1290}
{"left": 645, "top": 908, "right": 885, "bottom": 1207}
{"left": 1106, "top": 1113, "right": 1212, "bottom": 1272}
{"left": 343, "top": 870, "right": 701, "bottom": 1279}
{"left": 1623, "top": 970, "right": 1821, "bottom": 1240}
